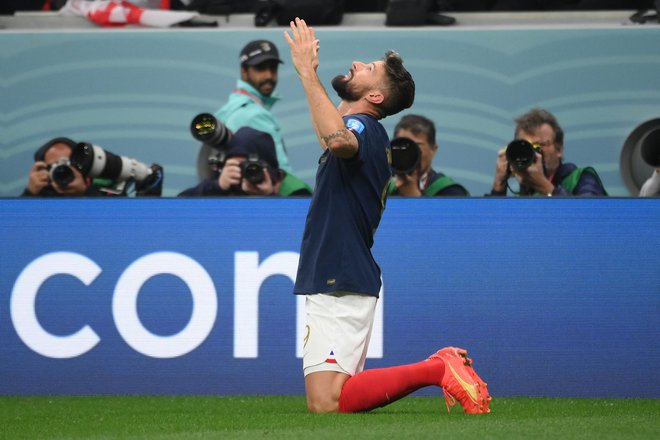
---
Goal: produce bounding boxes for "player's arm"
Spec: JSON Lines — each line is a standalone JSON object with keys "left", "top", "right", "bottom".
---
{"left": 284, "top": 17, "right": 358, "bottom": 159}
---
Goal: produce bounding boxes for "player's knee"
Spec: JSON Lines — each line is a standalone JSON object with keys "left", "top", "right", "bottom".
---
{"left": 306, "top": 395, "right": 339, "bottom": 414}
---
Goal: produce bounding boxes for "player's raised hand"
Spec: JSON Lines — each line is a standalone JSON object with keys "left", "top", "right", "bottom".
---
{"left": 283, "top": 17, "right": 320, "bottom": 80}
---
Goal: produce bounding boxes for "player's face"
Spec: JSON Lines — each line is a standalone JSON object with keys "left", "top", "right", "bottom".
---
{"left": 394, "top": 128, "right": 437, "bottom": 175}
{"left": 331, "top": 60, "right": 386, "bottom": 102}
{"left": 241, "top": 60, "right": 279, "bottom": 97}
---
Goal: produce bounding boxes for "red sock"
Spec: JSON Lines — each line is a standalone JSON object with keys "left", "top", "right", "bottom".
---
{"left": 338, "top": 359, "right": 444, "bottom": 413}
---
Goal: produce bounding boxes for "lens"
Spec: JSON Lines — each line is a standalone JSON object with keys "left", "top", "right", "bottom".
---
{"left": 241, "top": 160, "right": 265, "bottom": 184}
{"left": 640, "top": 127, "right": 660, "bottom": 167}
{"left": 50, "top": 164, "right": 74, "bottom": 187}
{"left": 390, "top": 137, "right": 421, "bottom": 175}
{"left": 70, "top": 142, "right": 121, "bottom": 179}
{"left": 191, "top": 113, "right": 217, "bottom": 140}
{"left": 505, "top": 139, "right": 537, "bottom": 171}
{"left": 70, "top": 143, "right": 152, "bottom": 183}
{"left": 191, "top": 113, "right": 231, "bottom": 148}
{"left": 70, "top": 142, "right": 96, "bottom": 175}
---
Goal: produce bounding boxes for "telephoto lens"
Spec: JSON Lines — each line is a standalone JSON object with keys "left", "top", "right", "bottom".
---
{"left": 505, "top": 139, "right": 539, "bottom": 171}
{"left": 390, "top": 137, "right": 420, "bottom": 175}
{"left": 70, "top": 143, "right": 153, "bottom": 183}
{"left": 191, "top": 113, "right": 232, "bottom": 148}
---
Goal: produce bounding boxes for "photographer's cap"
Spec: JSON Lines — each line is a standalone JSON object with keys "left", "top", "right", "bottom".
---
{"left": 240, "top": 40, "right": 283, "bottom": 67}
{"left": 34, "top": 137, "right": 77, "bottom": 161}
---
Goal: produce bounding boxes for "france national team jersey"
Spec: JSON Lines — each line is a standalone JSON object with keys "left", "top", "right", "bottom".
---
{"left": 294, "top": 114, "right": 391, "bottom": 297}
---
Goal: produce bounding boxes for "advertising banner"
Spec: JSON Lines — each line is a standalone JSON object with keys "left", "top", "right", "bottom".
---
{"left": 1, "top": 198, "right": 658, "bottom": 397}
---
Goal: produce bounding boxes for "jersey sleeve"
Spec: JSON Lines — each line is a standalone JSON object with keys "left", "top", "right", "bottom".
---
{"left": 343, "top": 115, "right": 369, "bottom": 161}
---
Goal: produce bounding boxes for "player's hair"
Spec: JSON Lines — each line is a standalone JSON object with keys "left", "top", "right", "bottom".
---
{"left": 514, "top": 108, "right": 564, "bottom": 147}
{"left": 394, "top": 114, "right": 436, "bottom": 145}
{"left": 379, "top": 50, "right": 415, "bottom": 118}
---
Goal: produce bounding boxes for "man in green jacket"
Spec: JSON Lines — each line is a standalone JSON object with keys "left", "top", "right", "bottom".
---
{"left": 214, "top": 40, "right": 292, "bottom": 173}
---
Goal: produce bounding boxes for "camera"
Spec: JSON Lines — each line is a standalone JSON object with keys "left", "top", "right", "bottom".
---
{"left": 390, "top": 137, "right": 421, "bottom": 175}
{"left": 47, "top": 157, "right": 76, "bottom": 187}
{"left": 240, "top": 154, "right": 267, "bottom": 185}
{"left": 190, "top": 113, "right": 271, "bottom": 187}
{"left": 505, "top": 139, "right": 542, "bottom": 171}
{"left": 69, "top": 142, "right": 163, "bottom": 196}
{"left": 640, "top": 126, "right": 660, "bottom": 167}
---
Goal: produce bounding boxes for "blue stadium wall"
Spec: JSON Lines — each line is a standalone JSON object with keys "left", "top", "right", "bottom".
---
{"left": 1, "top": 25, "right": 659, "bottom": 197}
{"left": 1, "top": 198, "right": 659, "bottom": 398}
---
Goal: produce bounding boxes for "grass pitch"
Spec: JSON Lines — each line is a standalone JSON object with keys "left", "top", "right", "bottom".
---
{"left": 1, "top": 395, "right": 658, "bottom": 439}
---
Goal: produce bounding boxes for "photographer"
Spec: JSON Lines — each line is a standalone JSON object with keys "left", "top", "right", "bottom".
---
{"left": 490, "top": 108, "right": 607, "bottom": 196}
{"left": 21, "top": 137, "right": 105, "bottom": 197}
{"left": 179, "top": 126, "right": 311, "bottom": 197}
{"left": 389, "top": 114, "right": 469, "bottom": 196}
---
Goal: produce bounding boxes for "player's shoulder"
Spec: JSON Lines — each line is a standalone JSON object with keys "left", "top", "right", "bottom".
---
{"left": 344, "top": 113, "right": 382, "bottom": 134}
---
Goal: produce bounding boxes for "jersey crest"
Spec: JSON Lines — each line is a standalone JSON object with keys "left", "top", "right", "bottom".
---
{"left": 345, "top": 118, "right": 365, "bottom": 134}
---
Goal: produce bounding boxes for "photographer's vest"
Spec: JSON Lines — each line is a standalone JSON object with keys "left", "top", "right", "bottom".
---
{"left": 424, "top": 175, "right": 468, "bottom": 196}
{"left": 387, "top": 175, "right": 467, "bottom": 196}
{"left": 279, "top": 172, "right": 313, "bottom": 196}
{"left": 534, "top": 166, "right": 607, "bottom": 196}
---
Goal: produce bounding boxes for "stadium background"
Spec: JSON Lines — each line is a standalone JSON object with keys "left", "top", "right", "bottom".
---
{"left": 1, "top": 16, "right": 659, "bottom": 197}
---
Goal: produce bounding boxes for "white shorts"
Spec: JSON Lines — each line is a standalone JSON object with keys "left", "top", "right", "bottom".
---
{"left": 303, "top": 292, "right": 378, "bottom": 377}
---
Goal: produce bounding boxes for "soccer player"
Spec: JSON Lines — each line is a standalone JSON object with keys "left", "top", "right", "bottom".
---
{"left": 284, "top": 17, "right": 491, "bottom": 414}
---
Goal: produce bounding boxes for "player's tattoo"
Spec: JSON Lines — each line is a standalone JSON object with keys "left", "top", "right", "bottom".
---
{"left": 322, "top": 129, "right": 352, "bottom": 148}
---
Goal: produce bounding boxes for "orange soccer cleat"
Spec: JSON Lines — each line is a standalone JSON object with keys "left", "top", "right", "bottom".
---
{"left": 428, "top": 346, "right": 491, "bottom": 414}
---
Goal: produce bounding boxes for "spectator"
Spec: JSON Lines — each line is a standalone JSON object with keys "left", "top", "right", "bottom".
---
{"left": 490, "top": 108, "right": 607, "bottom": 196}
{"left": 639, "top": 168, "right": 660, "bottom": 197}
{"left": 213, "top": 39, "right": 292, "bottom": 172}
{"left": 389, "top": 114, "right": 469, "bottom": 196}
{"left": 21, "top": 137, "right": 105, "bottom": 197}
{"left": 179, "top": 126, "right": 311, "bottom": 196}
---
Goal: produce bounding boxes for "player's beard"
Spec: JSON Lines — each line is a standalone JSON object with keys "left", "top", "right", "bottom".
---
{"left": 331, "top": 75, "right": 361, "bottom": 102}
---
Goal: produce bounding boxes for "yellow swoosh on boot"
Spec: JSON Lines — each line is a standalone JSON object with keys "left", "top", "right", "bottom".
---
{"left": 447, "top": 362, "right": 479, "bottom": 403}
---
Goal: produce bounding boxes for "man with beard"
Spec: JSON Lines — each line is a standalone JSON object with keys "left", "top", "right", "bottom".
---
{"left": 285, "top": 17, "right": 491, "bottom": 415}
{"left": 214, "top": 40, "right": 292, "bottom": 172}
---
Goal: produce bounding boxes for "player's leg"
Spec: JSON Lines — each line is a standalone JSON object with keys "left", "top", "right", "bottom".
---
{"left": 338, "top": 347, "right": 491, "bottom": 414}
{"left": 304, "top": 370, "right": 350, "bottom": 413}
{"left": 303, "top": 292, "right": 443, "bottom": 413}
{"left": 303, "top": 292, "right": 376, "bottom": 413}
{"left": 337, "top": 357, "right": 446, "bottom": 412}
{"left": 303, "top": 293, "right": 491, "bottom": 414}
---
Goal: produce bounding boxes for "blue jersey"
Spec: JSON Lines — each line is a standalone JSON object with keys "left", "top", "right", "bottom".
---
{"left": 294, "top": 114, "right": 391, "bottom": 297}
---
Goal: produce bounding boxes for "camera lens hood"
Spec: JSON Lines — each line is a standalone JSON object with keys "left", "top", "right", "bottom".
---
{"left": 390, "top": 137, "right": 421, "bottom": 175}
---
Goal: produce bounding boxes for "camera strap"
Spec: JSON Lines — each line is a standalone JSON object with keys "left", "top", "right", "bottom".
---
{"left": 233, "top": 88, "right": 264, "bottom": 107}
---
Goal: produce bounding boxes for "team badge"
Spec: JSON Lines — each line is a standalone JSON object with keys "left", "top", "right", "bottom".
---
{"left": 345, "top": 118, "right": 365, "bottom": 134}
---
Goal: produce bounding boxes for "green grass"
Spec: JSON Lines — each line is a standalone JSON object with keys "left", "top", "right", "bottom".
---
{"left": 1, "top": 396, "right": 658, "bottom": 439}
